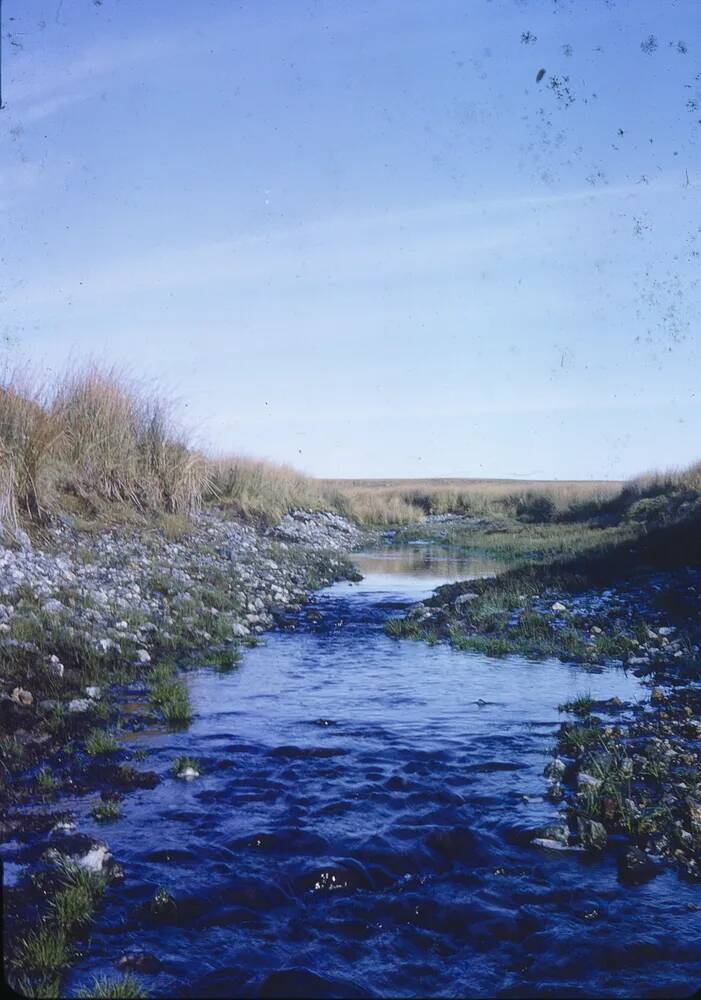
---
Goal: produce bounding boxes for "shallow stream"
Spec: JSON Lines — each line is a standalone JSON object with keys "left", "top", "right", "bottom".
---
{"left": 61, "top": 546, "right": 699, "bottom": 997}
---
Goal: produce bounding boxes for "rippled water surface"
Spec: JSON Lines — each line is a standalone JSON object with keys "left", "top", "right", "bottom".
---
{"left": 66, "top": 550, "right": 700, "bottom": 998}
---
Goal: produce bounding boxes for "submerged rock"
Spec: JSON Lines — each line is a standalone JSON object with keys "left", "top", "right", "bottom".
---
{"left": 578, "top": 817, "right": 607, "bottom": 850}
{"left": 618, "top": 846, "right": 660, "bottom": 885}
{"left": 544, "top": 757, "right": 566, "bottom": 780}
{"left": 117, "top": 951, "right": 164, "bottom": 973}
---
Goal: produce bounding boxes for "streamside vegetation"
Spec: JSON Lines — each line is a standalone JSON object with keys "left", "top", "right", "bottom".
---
{"left": 322, "top": 476, "right": 623, "bottom": 526}
{"left": 0, "top": 360, "right": 637, "bottom": 535}
{"left": 8, "top": 856, "right": 108, "bottom": 997}
{"left": 382, "top": 462, "right": 701, "bottom": 879}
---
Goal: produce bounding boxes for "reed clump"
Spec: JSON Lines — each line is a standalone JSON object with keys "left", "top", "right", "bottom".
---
{"left": 0, "top": 364, "right": 209, "bottom": 531}
{"left": 51, "top": 367, "right": 209, "bottom": 516}
{"left": 207, "top": 455, "right": 327, "bottom": 525}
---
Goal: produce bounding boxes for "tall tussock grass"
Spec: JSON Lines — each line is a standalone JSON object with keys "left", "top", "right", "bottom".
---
{"left": 0, "top": 369, "right": 61, "bottom": 525}
{"left": 207, "top": 456, "right": 327, "bottom": 525}
{"left": 52, "top": 368, "right": 209, "bottom": 515}
{"left": 0, "top": 365, "right": 209, "bottom": 529}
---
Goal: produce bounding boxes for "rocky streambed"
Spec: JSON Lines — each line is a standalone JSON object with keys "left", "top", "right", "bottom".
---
{"left": 1, "top": 507, "right": 364, "bottom": 994}
{"left": 386, "top": 546, "right": 701, "bottom": 885}
{"left": 3, "top": 516, "right": 701, "bottom": 998}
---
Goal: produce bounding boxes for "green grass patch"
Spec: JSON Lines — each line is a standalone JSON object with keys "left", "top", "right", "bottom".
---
{"left": 172, "top": 755, "right": 200, "bottom": 776}
{"left": 557, "top": 719, "right": 605, "bottom": 756}
{"left": 77, "top": 974, "right": 149, "bottom": 998}
{"left": 148, "top": 664, "right": 192, "bottom": 729}
{"left": 215, "top": 646, "right": 242, "bottom": 670}
{"left": 53, "top": 855, "right": 107, "bottom": 899}
{"left": 456, "top": 635, "right": 512, "bottom": 657}
{"left": 13, "top": 924, "right": 69, "bottom": 979}
{"left": 558, "top": 692, "right": 594, "bottom": 716}
{"left": 84, "top": 728, "right": 119, "bottom": 756}
{"left": 36, "top": 767, "right": 59, "bottom": 794}
{"left": 384, "top": 617, "right": 422, "bottom": 639}
{"left": 91, "top": 799, "right": 122, "bottom": 823}
{"left": 52, "top": 885, "right": 95, "bottom": 931}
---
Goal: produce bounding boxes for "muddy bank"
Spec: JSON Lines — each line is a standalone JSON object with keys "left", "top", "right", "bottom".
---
{"left": 1, "top": 508, "right": 363, "bottom": 995}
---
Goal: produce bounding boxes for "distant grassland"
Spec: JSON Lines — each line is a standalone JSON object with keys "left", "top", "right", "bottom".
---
{"left": 322, "top": 477, "right": 624, "bottom": 525}
{"left": 0, "top": 360, "right": 697, "bottom": 535}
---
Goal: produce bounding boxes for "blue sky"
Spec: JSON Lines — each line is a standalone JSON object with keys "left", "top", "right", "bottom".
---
{"left": 1, "top": 0, "right": 700, "bottom": 479}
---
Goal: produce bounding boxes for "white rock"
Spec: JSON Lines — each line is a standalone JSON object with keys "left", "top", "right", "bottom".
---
{"left": 551, "top": 602, "right": 567, "bottom": 613}
{"left": 578, "top": 772, "right": 602, "bottom": 790}
{"left": 51, "top": 820, "right": 76, "bottom": 835}
{"left": 11, "top": 687, "right": 33, "bottom": 706}
{"left": 177, "top": 766, "right": 199, "bottom": 780}
{"left": 544, "top": 757, "right": 566, "bottom": 780}
{"left": 454, "top": 592, "right": 479, "bottom": 608}
{"left": 532, "top": 838, "right": 582, "bottom": 852}
{"left": 135, "top": 649, "right": 151, "bottom": 664}
{"left": 85, "top": 686, "right": 101, "bottom": 699}
{"left": 68, "top": 698, "right": 91, "bottom": 713}
{"left": 658, "top": 626, "right": 676, "bottom": 636}
{"left": 77, "top": 844, "right": 111, "bottom": 872}
{"left": 42, "top": 599, "right": 66, "bottom": 615}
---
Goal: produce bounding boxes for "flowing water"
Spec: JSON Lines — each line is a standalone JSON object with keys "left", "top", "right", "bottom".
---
{"left": 62, "top": 546, "right": 699, "bottom": 997}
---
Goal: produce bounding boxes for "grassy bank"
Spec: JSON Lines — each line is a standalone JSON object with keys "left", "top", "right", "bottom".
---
{"left": 0, "top": 362, "right": 637, "bottom": 535}
{"left": 0, "top": 507, "right": 359, "bottom": 998}
{"left": 384, "top": 458, "right": 701, "bottom": 665}
{"left": 381, "top": 466, "right": 701, "bottom": 878}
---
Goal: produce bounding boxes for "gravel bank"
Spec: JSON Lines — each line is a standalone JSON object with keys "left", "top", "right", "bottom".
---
{"left": 2, "top": 507, "right": 367, "bottom": 993}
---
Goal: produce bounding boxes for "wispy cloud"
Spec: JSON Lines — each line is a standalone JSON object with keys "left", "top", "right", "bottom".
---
{"left": 5, "top": 27, "right": 181, "bottom": 124}
{"left": 5, "top": 174, "right": 681, "bottom": 312}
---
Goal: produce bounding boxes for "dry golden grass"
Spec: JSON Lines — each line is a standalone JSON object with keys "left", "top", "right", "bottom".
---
{"left": 322, "top": 477, "right": 623, "bottom": 524}
{"left": 0, "top": 362, "right": 695, "bottom": 533}
{"left": 0, "top": 365, "right": 209, "bottom": 528}
{"left": 0, "top": 368, "right": 61, "bottom": 524}
{"left": 629, "top": 462, "right": 701, "bottom": 494}
{"left": 207, "top": 456, "right": 328, "bottom": 525}
{"left": 50, "top": 367, "right": 209, "bottom": 515}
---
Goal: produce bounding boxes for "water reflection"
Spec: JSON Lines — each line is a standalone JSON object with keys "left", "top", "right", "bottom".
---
{"left": 353, "top": 545, "right": 503, "bottom": 582}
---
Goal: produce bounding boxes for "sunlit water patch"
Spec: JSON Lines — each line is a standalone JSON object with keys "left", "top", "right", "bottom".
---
{"left": 62, "top": 549, "right": 699, "bottom": 998}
